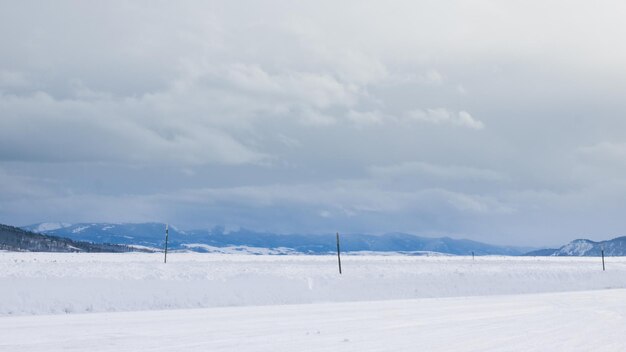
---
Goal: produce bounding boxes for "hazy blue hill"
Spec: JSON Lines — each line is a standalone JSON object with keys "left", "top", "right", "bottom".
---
{"left": 23, "top": 222, "right": 215, "bottom": 250}
{"left": 24, "top": 222, "right": 532, "bottom": 255}
{"left": 523, "top": 248, "right": 559, "bottom": 256}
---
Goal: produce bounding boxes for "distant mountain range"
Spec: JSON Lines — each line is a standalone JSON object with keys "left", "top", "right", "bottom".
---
{"left": 22, "top": 222, "right": 534, "bottom": 255}
{"left": 0, "top": 223, "right": 137, "bottom": 253}
{"left": 7, "top": 222, "right": 626, "bottom": 256}
{"left": 524, "top": 237, "right": 626, "bottom": 256}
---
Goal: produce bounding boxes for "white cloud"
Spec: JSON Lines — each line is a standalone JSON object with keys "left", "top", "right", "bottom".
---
{"left": 346, "top": 110, "right": 386, "bottom": 126}
{"left": 424, "top": 69, "right": 444, "bottom": 85}
{"left": 219, "top": 64, "right": 359, "bottom": 109}
{"left": 369, "top": 162, "right": 505, "bottom": 182}
{"left": 0, "top": 70, "right": 30, "bottom": 89}
{"left": 297, "top": 109, "right": 337, "bottom": 126}
{"left": 578, "top": 142, "right": 626, "bottom": 161}
{"left": 457, "top": 111, "right": 484, "bottom": 130}
{"left": 319, "top": 210, "right": 332, "bottom": 218}
{"left": 406, "top": 109, "right": 484, "bottom": 130}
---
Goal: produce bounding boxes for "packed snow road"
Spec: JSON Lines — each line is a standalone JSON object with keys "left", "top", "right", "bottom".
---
{"left": 1, "top": 289, "right": 625, "bottom": 352}
{"left": 1, "top": 253, "right": 626, "bottom": 315}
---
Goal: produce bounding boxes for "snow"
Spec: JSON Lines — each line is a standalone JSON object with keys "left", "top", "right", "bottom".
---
{"left": 2, "top": 253, "right": 626, "bottom": 350}
{"left": 558, "top": 239, "right": 595, "bottom": 256}
{"left": 346, "top": 250, "right": 453, "bottom": 256}
{"left": 70, "top": 225, "right": 89, "bottom": 234}
{"left": 30, "top": 222, "right": 72, "bottom": 233}
{"left": 127, "top": 244, "right": 159, "bottom": 252}
{"left": 181, "top": 243, "right": 299, "bottom": 254}
{"left": 1, "top": 253, "right": 625, "bottom": 316}
{"left": 168, "top": 224, "right": 186, "bottom": 234}
{"left": 1, "top": 289, "right": 626, "bottom": 351}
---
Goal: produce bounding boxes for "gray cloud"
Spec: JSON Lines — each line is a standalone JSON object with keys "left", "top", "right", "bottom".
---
{"left": 2, "top": 0, "right": 626, "bottom": 246}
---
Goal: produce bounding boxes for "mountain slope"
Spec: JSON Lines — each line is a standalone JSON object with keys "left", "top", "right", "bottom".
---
{"left": 524, "top": 236, "right": 626, "bottom": 256}
{"left": 24, "top": 222, "right": 531, "bottom": 255}
{"left": 1, "top": 224, "right": 137, "bottom": 252}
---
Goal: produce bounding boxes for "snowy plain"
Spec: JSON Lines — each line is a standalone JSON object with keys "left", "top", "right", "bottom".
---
{"left": 1, "top": 252, "right": 625, "bottom": 315}
{"left": 1, "top": 253, "right": 626, "bottom": 351}
{"left": 2, "top": 289, "right": 626, "bottom": 351}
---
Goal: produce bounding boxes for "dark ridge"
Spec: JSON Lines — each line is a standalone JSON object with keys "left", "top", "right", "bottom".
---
{"left": 522, "top": 248, "right": 559, "bottom": 256}
{"left": 0, "top": 223, "right": 141, "bottom": 252}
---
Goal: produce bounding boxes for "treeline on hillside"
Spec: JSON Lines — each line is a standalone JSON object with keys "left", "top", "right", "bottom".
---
{"left": 0, "top": 223, "right": 139, "bottom": 252}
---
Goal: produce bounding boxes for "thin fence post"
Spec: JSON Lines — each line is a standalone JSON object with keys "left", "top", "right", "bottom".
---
{"left": 472, "top": 251, "right": 474, "bottom": 261}
{"left": 336, "top": 232, "right": 342, "bottom": 275}
{"left": 164, "top": 223, "right": 169, "bottom": 264}
{"left": 601, "top": 249, "right": 605, "bottom": 271}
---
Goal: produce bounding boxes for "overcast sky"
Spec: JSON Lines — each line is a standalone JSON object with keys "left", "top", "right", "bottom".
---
{"left": 2, "top": 1, "right": 626, "bottom": 246}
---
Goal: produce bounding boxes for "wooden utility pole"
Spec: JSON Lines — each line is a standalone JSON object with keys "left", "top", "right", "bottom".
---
{"left": 601, "top": 249, "right": 605, "bottom": 271}
{"left": 336, "top": 232, "right": 342, "bottom": 274}
{"left": 164, "top": 223, "right": 169, "bottom": 264}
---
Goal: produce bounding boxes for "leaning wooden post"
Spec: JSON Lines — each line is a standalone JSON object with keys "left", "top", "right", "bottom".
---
{"left": 164, "top": 223, "right": 169, "bottom": 264}
{"left": 336, "top": 232, "right": 342, "bottom": 275}
{"left": 601, "top": 249, "right": 605, "bottom": 271}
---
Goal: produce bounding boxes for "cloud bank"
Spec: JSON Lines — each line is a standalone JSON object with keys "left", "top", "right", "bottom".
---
{"left": 2, "top": 0, "right": 626, "bottom": 246}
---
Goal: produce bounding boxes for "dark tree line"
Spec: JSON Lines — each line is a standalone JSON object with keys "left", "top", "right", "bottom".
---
{"left": 0, "top": 223, "right": 140, "bottom": 252}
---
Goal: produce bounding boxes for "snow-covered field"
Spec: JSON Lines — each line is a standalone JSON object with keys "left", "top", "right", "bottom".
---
{"left": 2, "top": 289, "right": 626, "bottom": 351}
{"left": 1, "top": 252, "right": 624, "bottom": 315}
{"left": 1, "top": 253, "right": 626, "bottom": 351}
